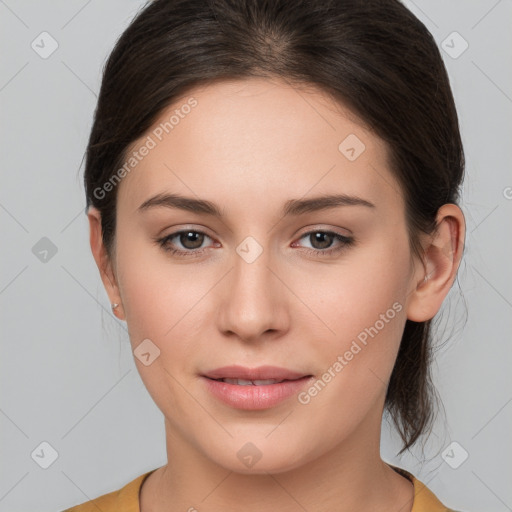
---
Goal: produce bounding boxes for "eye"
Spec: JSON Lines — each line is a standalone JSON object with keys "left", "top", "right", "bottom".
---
{"left": 156, "top": 229, "right": 216, "bottom": 257}
{"left": 155, "top": 228, "right": 354, "bottom": 258}
{"left": 292, "top": 230, "right": 354, "bottom": 256}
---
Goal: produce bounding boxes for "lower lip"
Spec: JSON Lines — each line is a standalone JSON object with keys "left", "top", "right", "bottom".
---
{"left": 201, "top": 376, "right": 313, "bottom": 410}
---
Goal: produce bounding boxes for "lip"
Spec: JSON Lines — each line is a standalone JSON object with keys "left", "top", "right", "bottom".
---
{"left": 202, "top": 365, "right": 309, "bottom": 381}
{"left": 201, "top": 376, "right": 313, "bottom": 410}
{"left": 200, "top": 365, "right": 313, "bottom": 410}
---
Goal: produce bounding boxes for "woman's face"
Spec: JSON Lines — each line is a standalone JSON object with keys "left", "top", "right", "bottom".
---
{"left": 102, "top": 78, "right": 423, "bottom": 473}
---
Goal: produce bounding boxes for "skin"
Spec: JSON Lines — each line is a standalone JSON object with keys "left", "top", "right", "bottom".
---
{"left": 88, "top": 77, "right": 465, "bottom": 512}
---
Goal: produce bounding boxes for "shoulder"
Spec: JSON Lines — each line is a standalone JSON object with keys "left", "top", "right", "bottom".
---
{"left": 389, "top": 464, "right": 464, "bottom": 512}
{"left": 61, "top": 469, "right": 156, "bottom": 512}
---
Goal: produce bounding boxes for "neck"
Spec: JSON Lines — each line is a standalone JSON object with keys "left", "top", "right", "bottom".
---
{"left": 141, "top": 408, "right": 414, "bottom": 512}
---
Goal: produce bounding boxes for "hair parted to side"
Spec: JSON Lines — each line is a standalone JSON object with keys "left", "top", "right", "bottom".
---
{"left": 83, "top": 0, "right": 465, "bottom": 454}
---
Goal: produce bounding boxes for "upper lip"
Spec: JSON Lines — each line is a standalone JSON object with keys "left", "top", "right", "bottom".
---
{"left": 202, "top": 365, "right": 310, "bottom": 381}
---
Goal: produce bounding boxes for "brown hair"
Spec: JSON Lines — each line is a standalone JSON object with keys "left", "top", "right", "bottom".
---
{"left": 84, "top": 0, "right": 465, "bottom": 454}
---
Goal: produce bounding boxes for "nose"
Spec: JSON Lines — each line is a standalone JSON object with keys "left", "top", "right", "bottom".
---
{"left": 216, "top": 243, "right": 290, "bottom": 344}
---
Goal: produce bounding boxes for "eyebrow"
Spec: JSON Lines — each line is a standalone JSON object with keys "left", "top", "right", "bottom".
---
{"left": 137, "top": 192, "right": 375, "bottom": 217}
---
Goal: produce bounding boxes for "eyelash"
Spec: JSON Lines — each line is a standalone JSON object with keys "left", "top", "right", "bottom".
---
{"left": 155, "top": 229, "right": 355, "bottom": 258}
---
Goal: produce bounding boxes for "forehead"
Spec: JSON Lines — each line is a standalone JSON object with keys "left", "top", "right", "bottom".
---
{"left": 117, "top": 77, "right": 402, "bottom": 214}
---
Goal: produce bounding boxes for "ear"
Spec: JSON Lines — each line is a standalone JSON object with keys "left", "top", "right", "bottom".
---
{"left": 88, "top": 206, "right": 125, "bottom": 321}
{"left": 406, "top": 204, "right": 465, "bottom": 322}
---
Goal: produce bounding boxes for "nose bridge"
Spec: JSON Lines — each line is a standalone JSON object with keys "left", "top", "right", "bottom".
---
{"left": 217, "top": 236, "right": 287, "bottom": 341}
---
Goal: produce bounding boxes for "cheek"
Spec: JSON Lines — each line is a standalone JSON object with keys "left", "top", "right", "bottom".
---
{"left": 305, "top": 237, "right": 411, "bottom": 396}
{"left": 114, "top": 230, "right": 199, "bottom": 338}
{"left": 314, "top": 239, "right": 410, "bottom": 336}
{"left": 114, "top": 233, "right": 215, "bottom": 391}
{"left": 115, "top": 219, "right": 411, "bottom": 406}
{"left": 114, "top": 241, "right": 203, "bottom": 413}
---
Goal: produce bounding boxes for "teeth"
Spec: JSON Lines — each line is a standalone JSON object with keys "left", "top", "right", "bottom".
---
{"left": 220, "top": 378, "right": 284, "bottom": 385}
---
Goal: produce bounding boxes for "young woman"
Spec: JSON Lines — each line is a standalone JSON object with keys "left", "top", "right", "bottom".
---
{"left": 63, "top": 0, "right": 466, "bottom": 510}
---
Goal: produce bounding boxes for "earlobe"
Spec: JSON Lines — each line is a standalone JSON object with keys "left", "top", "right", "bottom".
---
{"left": 406, "top": 204, "right": 465, "bottom": 322}
{"left": 87, "top": 207, "right": 125, "bottom": 320}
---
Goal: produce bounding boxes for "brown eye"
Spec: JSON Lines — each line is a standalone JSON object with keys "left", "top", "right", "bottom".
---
{"left": 308, "top": 232, "right": 335, "bottom": 250}
{"left": 157, "top": 229, "right": 214, "bottom": 256}
{"left": 178, "top": 231, "right": 205, "bottom": 249}
{"left": 293, "top": 230, "right": 354, "bottom": 257}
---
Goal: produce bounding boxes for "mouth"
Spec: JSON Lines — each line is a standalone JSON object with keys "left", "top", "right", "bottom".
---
{"left": 201, "top": 364, "right": 312, "bottom": 383}
{"left": 205, "top": 376, "right": 310, "bottom": 386}
{"left": 200, "top": 369, "right": 314, "bottom": 410}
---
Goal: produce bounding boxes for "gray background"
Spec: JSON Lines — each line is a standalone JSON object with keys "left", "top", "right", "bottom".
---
{"left": 1, "top": 1, "right": 511, "bottom": 511}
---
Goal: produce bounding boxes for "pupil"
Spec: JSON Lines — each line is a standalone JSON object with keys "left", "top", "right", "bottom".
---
{"left": 181, "top": 232, "right": 203, "bottom": 249}
{"left": 312, "top": 232, "right": 332, "bottom": 249}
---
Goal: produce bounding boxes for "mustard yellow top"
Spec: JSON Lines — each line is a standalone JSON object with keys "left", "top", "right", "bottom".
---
{"left": 62, "top": 465, "right": 460, "bottom": 512}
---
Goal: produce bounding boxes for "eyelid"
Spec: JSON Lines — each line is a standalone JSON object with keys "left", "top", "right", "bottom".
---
{"left": 295, "top": 224, "right": 353, "bottom": 238}
{"left": 156, "top": 225, "right": 354, "bottom": 257}
{"left": 155, "top": 227, "right": 217, "bottom": 257}
{"left": 159, "top": 225, "right": 351, "bottom": 244}
{"left": 159, "top": 224, "right": 214, "bottom": 237}
{"left": 291, "top": 229, "right": 354, "bottom": 255}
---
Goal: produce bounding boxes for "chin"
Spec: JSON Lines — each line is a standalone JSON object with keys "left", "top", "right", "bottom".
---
{"left": 202, "top": 439, "right": 311, "bottom": 476}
